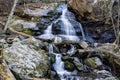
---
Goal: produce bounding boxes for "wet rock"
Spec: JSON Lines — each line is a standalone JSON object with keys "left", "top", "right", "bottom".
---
{"left": 54, "top": 36, "right": 63, "bottom": 44}
{"left": 64, "top": 61, "right": 75, "bottom": 71}
{"left": 84, "top": 57, "right": 103, "bottom": 69}
{"left": 38, "top": 34, "right": 55, "bottom": 42}
{"left": 50, "top": 71, "right": 58, "bottom": 80}
{"left": 49, "top": 54, "right": 56, "bottom": 64}
{"left": 3, "top": 38, "right": 49, "bottom": 79}
{"left": 52, "top": 20, "right": 64, "bottom": 35}
{"left": 62, "top": 56, "right": 74, "bottom": 62}
{"left": 73, "top": 58, "right": 84, "bottom": 71}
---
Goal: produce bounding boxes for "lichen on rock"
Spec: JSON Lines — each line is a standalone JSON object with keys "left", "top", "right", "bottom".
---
{"left": 3, "top": 38, "right": 49, "bottom": 79}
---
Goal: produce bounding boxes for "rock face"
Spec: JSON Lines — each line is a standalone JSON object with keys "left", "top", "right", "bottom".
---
{"left": 4, "top": 38, "right": 49, "bottom": 79}
{"left": 68, "top": 0, "right": 118, "bottom": 22}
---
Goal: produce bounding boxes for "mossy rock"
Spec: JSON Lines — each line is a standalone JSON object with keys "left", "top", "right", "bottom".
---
{"left": 64, "top": 61, "right": 75, "bottom": 71}
{"left": 49, "top": 54, "right": 56, "bottom": 64}
{"left": 84, "top": 57, "right": 103, "bottom": 69}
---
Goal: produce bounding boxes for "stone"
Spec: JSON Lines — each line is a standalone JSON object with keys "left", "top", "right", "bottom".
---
{"left": 49, "top": 54, "right": 56, "bottom": 64}
{"left": 94, "top": 70, "right": 119, "bottom": 80}
{"left": 73, "top": 58, "right": 84, "bottom": 71}
{"left": 3, "top": 38, "right": 49, "bottom": 79}
{"left": 15, "top": 2, "right": 57, "bottom": 20}
{"left": 79, "top": 41, "right": 89, "bottom": 49}
{"left": 64, "top": 61, "right": 75, "bottom": 71}
{"left": 54, "top": 36, "right": 62, "bottom": 44}
{"left": 68, "top": 0, "right": 118, "bottom": 22}
{"left": 11, "top": 20, "right": 36, "bottom": 29}
{"left": 9, "top": 19, "right": 36, "bottom": 35}
{"left": 84, "top": 57, "right": 103, "bottom": 69}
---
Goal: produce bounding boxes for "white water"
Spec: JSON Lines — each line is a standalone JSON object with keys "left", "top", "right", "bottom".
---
{"left": 61, "top": 8, "right": 76, "bottom": 35}
{"left": 44, "top": 24, "right": 53, "bottom": 34}
{"left": 48, "top": 44, "right": 70, "bottom": 80}
{"left": 53, "top": 54, "right": 71, "bottom": 80}
{"left": 40, "top": 4, "right": 86, "bottom": 42}
{"left": 45, "top": 4, "right": 87, "bottom": 80}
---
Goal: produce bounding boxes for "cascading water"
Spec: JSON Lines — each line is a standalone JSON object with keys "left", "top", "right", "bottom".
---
{"left": 53, "top": 54, "right": 71, "bottom": 80}
{"left": 49, "top": 44, "right": 71, "bottom": 80}
{"left": 45, "top": 4, "right": 87, "bottom": 80}
{"left": 39, "top": 4, "right": 86, "bottom": 41}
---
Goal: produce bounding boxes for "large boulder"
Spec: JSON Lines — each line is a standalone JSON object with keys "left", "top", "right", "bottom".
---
{"left": 68, "top": 0, "right": 118, "bottom": 22}
{"left": 3, "top": 38, "right": 49, "bottom": 79}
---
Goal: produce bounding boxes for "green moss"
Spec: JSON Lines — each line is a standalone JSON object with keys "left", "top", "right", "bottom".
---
{"left": 22, "top": 29, "right": 35, "bottom": 35}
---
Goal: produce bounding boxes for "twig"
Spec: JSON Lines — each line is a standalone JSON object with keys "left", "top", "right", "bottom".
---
{"left": 8, "top": 26, "right": 32, "bottom": 38}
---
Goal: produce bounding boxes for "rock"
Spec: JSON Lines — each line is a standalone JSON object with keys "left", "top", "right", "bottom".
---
{"left": 11, "top": 20, "right": 36, "bottom": 29}
{"left": 64, "top": 61, "right": 75, "bottom": 71}
{"left": 15, "top": 2, "right": 57, "bottom": 21}
{"left": 10, "top": 19, "right": 36, "bottom": 35}
{"left": 84, "top": 57, "right": 103, "bottom": 69}
{"left": 3, "top": 38, "right": 49, "bottom": 79}
{"left": 68, "top": 0, "right": 118, "bottom": 22}
{"left": 54, "top": 36, "right": 62, "bottom": 44}
{"left": 79, "top": 41, "right": 89, "bottom": 49}
{"left": 50, "top": 71, "right": 57, "bottom": 80}
{"left": 18, "top": 0, "right": 40, "bottom": 4}
{"left": 94, "top": 70, "right": 119, "bottom": 80}
{"left": 38, "top": 34, "right": 55, "bottom": 41}
{"left": 67, "top": 0, "right": 95, "bottom": 20}
{"left": 49, "top": 54, "right": 56, "bottom": 64}
{"left": 67, "top": 44, "right": 76, "bottom": 56}
{"left": 73, "top": 58, "right": 84, "bottom": 71}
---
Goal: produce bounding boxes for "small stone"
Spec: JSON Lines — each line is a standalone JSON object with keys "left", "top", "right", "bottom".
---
{"left": 73, "top": 58, "right": 84, "bottom": 71}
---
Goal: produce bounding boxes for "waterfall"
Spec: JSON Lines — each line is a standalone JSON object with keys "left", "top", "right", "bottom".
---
{"left": 48, "top": 44, "right": 70, "bottom": 80}
{"left": 39, "top": 4, "right": 86, "bottom": 42}
{"left": 61, "top": 8, "right": 76, "bottom": 35}
{"left": 45, "top": 4, "right": 87, "bottom": 80}
{"left": 53, "top": 54, "right": 71, "bottom": 80}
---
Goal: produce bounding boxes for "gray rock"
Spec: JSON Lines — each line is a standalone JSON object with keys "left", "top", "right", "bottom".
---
{"left": 94, "top": 70, "right": 119, "bottom": 80}
{"left": 4, "top": 38, "right": 49, "bottom": 79}
{"left": 73, "top": 58, "right": 84, "bottom": 71}
{"left": 79, "top": 41, "right": 89, "bottom": 49}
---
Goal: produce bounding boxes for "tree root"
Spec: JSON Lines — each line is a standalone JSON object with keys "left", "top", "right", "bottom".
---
{"left": 8, "top": 26, "right": 32, "bottom": 39}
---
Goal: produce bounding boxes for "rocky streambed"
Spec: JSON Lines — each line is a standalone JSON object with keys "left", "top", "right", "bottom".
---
{"left": 0, "top": 0, "right": 120, "bottom": 80}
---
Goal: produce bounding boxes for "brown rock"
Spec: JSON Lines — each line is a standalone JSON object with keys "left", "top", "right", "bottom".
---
{"left": 68, "top": 0, "right": 118, "bottom": 23}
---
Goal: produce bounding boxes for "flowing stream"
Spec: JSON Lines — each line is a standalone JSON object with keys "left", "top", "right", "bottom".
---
{"left": 34, "top": 3, "right": 117, "bottom": 80}
{"left": 45, "top": 4, "right": 86, "bottom": 80}
{"left": 40, "top": 4, "right": 85, "bottom": 42}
